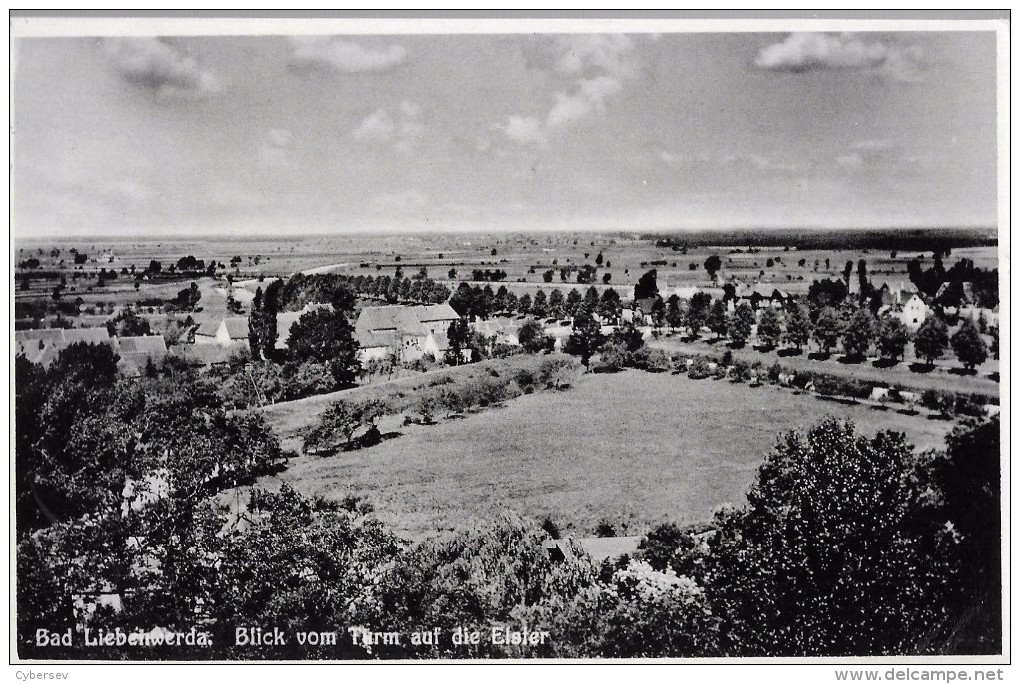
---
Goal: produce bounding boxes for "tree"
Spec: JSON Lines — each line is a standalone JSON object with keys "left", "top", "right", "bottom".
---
{"left": 842, "top": 260, "right": 853, "bottom": 286}
{"left": 706, "top": 300, "right": 728, "bottom": 339}
{"left": 543, "top": 269, "right": 554, "bottom": 283}
{"left": 877, "top": 316, "right": 910, "bottom": 362}
{"left": 564, "top": 288, "right": 583, "bottom": 318}
{"left": 548, "top": 288, "right": 565, "bottom": 318}
{"left": 665, "top": 297, "right": 684, "bottom": 333}
{"left": 812, "top": 307, "right": 842, "bottom": 355}
{"left": 914, "top": 315, "right": 949, "bottom": 366}
{"left": 756, "top": 307, "right": 784, "bottom": 350}
{"left": 303, "top": 399, "right": 384, "bottom": 455}
{"left": 704, "top": 255, "right": 722, "bottom": 282}
{"left": 445, "top": 318, "right": 470, "bottom": 366}
{"left": 729, "top": 303, "right": 755, "bottom": 347}
{"left": 518, "top": 293, "right": 532, "bottom": 316}
{"left": 928, "top": 417, "right": 1001, "bottom": 653}
{"left": 565, "top": 308, "right": 605, "bottom": 368}
{"left": 106, "top": 308, "right": 151, "bottom": 337}
{"left": 841, "top": 307, "right": 876, "bottom": 360}
{"left": 532, "top": 290, "right": 548, "bottom": 318}
{"left": 686, "top": 293, "right": 712, "bottom": 338}
{"left": 706, "top": 418, "right": 956, "bottom": 656}
{"left": 287, "top": 308, "right": 361, "bottom": 386}
{"left": 518, "top": 320, "right": 552, "bottom": 354}
{"left": 635, "top": 269, "right": 658, "bottom": 300}
{"left": 950, "top": 317, "right": 988, "bottom": 371}
{"left": 783, "top": 302, "right": 812, "bottom": 352}
{"left": 610, "top": 320, "right": 645, "bottom": 353}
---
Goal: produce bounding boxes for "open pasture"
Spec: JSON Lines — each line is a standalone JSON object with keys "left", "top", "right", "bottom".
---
{"left": 262, "top": 368, "right": 955, "bottom": 539}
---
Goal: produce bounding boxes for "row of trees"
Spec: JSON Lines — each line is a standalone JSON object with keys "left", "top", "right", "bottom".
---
{"left": 281, "top": 271, "right": 451, "bottom": 311}
{"left": 635, "top": 288, "right": 992, "bottom": 371}
{"left": 449, "top": 283, "right": 623, "bottom": 323}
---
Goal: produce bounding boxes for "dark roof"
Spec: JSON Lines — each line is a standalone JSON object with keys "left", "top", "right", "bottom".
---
{"left": 195, "top": 319, "right": 221, "bottom": 337}
{"left": 222, "top": 318, "right": 249, "bottom": 340}
{"left": 413, "top": 303, "right": 459, "bottom": 323}
{"left": 356, "top": 306, "right": 428, "bottom": 337}
{"left": 115, "top": 335, "right": 167, "bottom": 356}
{"left": 168, "top": 344, "right": 233, "bottom": 367}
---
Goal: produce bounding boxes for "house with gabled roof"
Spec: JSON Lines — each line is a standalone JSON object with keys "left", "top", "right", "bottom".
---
{"left": 355, "top": 303, "right": 465, "bottom": 363}
{"left": 193, "top": 317, "right": 249, "bottom": 348}
{"left": 15, "top": 327, "right": 112, "bottom": 366}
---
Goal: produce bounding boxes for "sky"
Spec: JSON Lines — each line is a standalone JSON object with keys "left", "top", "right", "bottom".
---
{"left": 12, "top": 29, "right": 1001, "bottom": 237}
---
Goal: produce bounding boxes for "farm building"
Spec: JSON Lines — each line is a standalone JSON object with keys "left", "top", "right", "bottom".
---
{"left": 355, "top": 304, "right": 464, "bottom": 364}
{"left": 168, "top": 343, "right": 235, "bottom": 370}
{"left": 114, "top": 335, "right": 168, "bottom": 377}
{"left": 15, "top": 327, "right": 168, "bottom": 374}
{"left": 15, "top": 327, "right": 112, "bottom": 366}
{"left": 472, "top": 318, "right": 521, "bottom": 346}
{"left": 194, "top": 317, "right": 250, "bottom": 347}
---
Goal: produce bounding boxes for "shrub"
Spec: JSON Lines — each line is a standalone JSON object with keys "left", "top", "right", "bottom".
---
{"left": 688, "top": 357, "right": 712, "bottom": 380}
{"left": 921, "top": 389, "right": 956, "bottom": 417}
{"left": 730, "top": 360, "right": 753, "bottom": 383}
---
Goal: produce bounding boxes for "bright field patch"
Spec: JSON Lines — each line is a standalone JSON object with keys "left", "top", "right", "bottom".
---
{"left": 269, "top": 370, "right": 954, "bottom": 539}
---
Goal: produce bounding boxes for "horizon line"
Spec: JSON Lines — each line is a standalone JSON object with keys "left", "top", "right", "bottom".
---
{"left": 12, "top": 224, "right": 1000, "bottom": 242}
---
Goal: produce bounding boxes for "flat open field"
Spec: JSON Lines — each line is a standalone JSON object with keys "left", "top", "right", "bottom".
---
{"left": 260, "top": 369, "right": 955, "bottom": 540}
{"left": 16, "top": 232, "right": 999, "bottom": 325}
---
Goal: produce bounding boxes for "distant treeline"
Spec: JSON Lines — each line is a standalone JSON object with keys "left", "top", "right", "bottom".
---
{"left": 648, "top": 228, "right": 997, "bottom": 252}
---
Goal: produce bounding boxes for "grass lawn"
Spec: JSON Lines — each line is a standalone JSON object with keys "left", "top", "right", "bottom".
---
{"left": 259, "top": 368, "right": 955, "bottom": 540}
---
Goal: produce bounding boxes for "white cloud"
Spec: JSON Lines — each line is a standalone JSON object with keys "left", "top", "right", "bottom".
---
{"left": 502, "top": 40, "right": 635, "bottom": 144}
{"left": 353, "top": 109, "right": 396, "bottom": 142}
{"left": 353, "top": 102, "right": 424, "bottom": 151}
{"left": 754, "top": 33, "right": 927, "bottom": 82}
{"left": 579, "top": 74, "right": 623, "bottom": 103}
{"left": 546, "top": 92, "right": 591, "bottom": 129}
{"left": 289, "top": 36, "right": 407, "bottom": 73}
{"left": 103, "top": 38, "right": 221, "bottom": 100}
{"left": 499, "top": 115, "right": 546, "bottom": 146}
{"left": 555, "top": 34, "right": 638, "bottom": 78}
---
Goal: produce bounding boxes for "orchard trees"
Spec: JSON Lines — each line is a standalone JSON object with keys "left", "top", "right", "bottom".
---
{"left": 914, "top": 315, "right": 950, "bottom": 367}
{"left": 729, "top": 303, "right": 755, "bottom": 347}
{"left": 756, "top": 308, "right": 784, "bottom": 350}
{"left": 951, "top": 317, "right": 988, "bottom": 371}
{"left": 812, "top": 307, "right": 842, "bottom": 355}
{"left": 877, "top": 316, "right": 910, "bottom": 362}
{"left": 783, "top": 303, "right": 812, "bottom": 352}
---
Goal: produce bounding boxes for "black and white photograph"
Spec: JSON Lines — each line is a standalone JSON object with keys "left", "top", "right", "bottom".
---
{"left": 9, "top": 12, "right": 1009, "bottom": 669}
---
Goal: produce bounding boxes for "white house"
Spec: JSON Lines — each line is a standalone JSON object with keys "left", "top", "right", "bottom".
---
{"left": 896, "top": 294, "right": 932, "bottom": 331}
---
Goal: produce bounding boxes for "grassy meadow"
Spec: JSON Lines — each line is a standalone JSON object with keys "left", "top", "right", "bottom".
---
{"left": 258, "top": 368, "right": 954, "bottom": 539}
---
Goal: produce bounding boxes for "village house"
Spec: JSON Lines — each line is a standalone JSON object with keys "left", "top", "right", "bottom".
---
{"left": 14, "top": 327, "right": 168, "bottom": 375}
{"left": 472, "top": 318, "right": 521, "bottom": 347}
{"left": 194, "top": 317, "right": 250, "bottom": 347}
{"left": 895, "top": 294, "right": 932, "bottom": 331}
{"left": 355, "top": 304, "right": 463, "bottom": 364}
{"left": 15, "top": 327, "right": 112, "bottom": 366}
{"left": 114, "top": 335, "right": 169, "bottom": 377}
